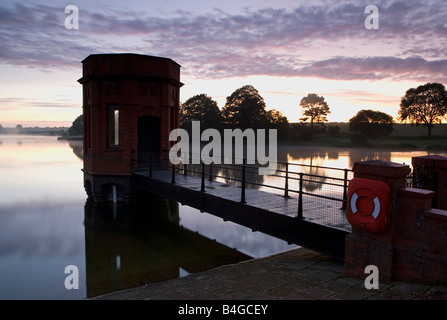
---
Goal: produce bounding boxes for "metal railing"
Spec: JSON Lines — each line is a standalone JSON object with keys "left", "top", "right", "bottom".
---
{"left": 135, "top": 152, "right": 353, "bottom": 230}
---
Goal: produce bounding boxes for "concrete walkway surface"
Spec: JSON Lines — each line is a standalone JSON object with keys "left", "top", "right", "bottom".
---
{"left": 91, "top": 247, "right": 447, "bottom": 300}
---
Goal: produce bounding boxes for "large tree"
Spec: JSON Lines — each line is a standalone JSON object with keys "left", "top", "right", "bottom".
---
{"left": 180, "top": 94, "right": 223, "bottom": 130}
{"left": 349, "top": 109, "right": 394, "bottom": 137}
{"left": 398, "top": 82, "right": 447, "bottom": 137}
{"left": 299, "top": 93, "right": 330, "bottom": 136}
{"left": 266, "top": 109, "right": 289, "bottom": 139}
{"left": 222, "top": 85, "right": 269, "bottom": 129}
{"left": 68, "top": 115, "right": 83, "bottom": 136}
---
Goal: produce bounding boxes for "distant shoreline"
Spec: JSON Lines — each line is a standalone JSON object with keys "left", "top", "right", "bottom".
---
{"left": 57, "top": 135, "right": 83, "bottom": 141}
{"left": 1, "top": 122, "right": 446, "bottom": 152}
{"left": 52, "top": 134, "right": 446, "bottom": 152}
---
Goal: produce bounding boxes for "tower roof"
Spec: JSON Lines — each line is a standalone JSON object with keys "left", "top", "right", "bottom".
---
{"left": 78, "top": 53, "right": 182, "bottom": 85}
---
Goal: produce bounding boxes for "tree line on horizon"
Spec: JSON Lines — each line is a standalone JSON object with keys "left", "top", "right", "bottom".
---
{"left": 0, "top": 123, "right": 67, "bottom": 136}
{"left": 56, "top": 82, "right": 447, "bottom": 141}
{"left": 180, "top": 82, "right": 447, "bottom": 140}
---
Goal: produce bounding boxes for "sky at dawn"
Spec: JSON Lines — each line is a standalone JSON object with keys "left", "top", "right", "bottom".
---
{"left": 0, "top": 0, "right": 446, "bottom": 127}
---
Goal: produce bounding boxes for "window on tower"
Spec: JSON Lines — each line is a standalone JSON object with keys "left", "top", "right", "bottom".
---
{"left": 107, "top": 104, "right": 119, "bottom": 148}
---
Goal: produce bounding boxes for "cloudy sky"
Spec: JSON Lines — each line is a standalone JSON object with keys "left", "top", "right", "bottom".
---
{"left": 1, "top": 0, "right": 446, "bottom": 127}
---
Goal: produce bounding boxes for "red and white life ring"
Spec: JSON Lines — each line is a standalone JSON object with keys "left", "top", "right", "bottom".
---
{"left": 346, "top": 178, "right": 391, "bottom": 232}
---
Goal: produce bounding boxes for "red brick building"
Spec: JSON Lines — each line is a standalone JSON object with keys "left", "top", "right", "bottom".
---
{"left": 78, "top": 53, "right": 183, "bottom": 202}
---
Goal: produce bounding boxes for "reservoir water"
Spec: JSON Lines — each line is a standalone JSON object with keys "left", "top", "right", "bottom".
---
{"left": 0, "top": 134, "right": 445, "bottom": 299}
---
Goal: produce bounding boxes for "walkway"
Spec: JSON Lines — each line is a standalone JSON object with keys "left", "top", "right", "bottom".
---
{"left": 134, "top": 169, "right": 349, "bottom": 260}
{"left": 135, "top": 169, "right": 351, "bottom": 231}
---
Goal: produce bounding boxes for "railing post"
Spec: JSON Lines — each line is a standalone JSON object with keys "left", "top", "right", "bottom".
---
{"left": 241, "top": 163, "right": 246, "bottom": 203}
{"left": 284, "top": 163, "right": 289, "bottom": 198}
{"left": 171, "top": 163, "right": 175, "bottom": 184}
{"left": 297, "top": 172, "right": 303, "bottom": 219}
{"left": 149, "top": 152, "right": 153, "bottom": 178}
{"left": 201, "top": 162, "right": 206, "bottom": 192}
{"left": 341, "top": 169, "right": 348, "bottom": 210}
{"left": 184, "top": 162, "right": 187, "bottom": 175}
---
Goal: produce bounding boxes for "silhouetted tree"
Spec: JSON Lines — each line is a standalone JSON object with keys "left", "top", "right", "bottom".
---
{"left": 180, "top": 94, "right": 223, "bottom": 131}
{"left": 266, "top": 109, "right": 288, "bottom": 126}
{"left": 349, "top": 109, "right": 394, "bottom": 137}
{"left": 222, "top": 85, "right": 270, "bottom": 129}
{"left": 299, "top": 93, "right": 330, "bottom": 137}
{"left": 68, "top": 115, "right": 83, "bottom": 136}
{"left": 398, "top": 82, "right": 447, "bottom": 137}
{"left": 266, "top": 109, "right": 289, "bottom": 139}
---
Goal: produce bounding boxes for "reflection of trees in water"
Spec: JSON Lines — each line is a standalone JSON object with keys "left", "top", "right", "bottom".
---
{"left": 302, "top": 165, "right": 328, "bottom": 192}
{"left": 220, "top": 163, "right": 265, "bottom": 188}
{"left": 284, "top": 146, "right": 393, "bottom": 193}
{"left": 182, "top": 161, "right": 327, "bottom": 193}
{"left": 282, "top": 145, "right": 394, "bottom": 169}
{"left": 184, "top": 163, "right": 265, "bottom": 189}
{"left": 179, "top": 145, "right": 343, "bottom": 192}
{"left": 347, "top": 149, "right": 391, "bottom": 169}
{"left": 285, "top": 146, "right": 332, "bottom": 164}
{"left": 327, "top": 149, "right": 339, "bottom": 160}
{"left": 287, "top": 162, "right": 328, "bottom": 192}
{"left": 283, "top": 147, "right": 331, "bottom": 192}
{"left": 181, "top": 150, "right": 335, "bottom": 193}
{"left": 68, "top": 140, "right": 83, "bottom": 161}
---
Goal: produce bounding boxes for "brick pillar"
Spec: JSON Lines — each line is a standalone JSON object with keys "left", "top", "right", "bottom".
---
{"left": 422, "top": 208, "right": 447, "bottom": 284}
{"left": 344, "top": 160, "right": 411, "bottom": 282}
{"left": 412, "top": 155, "right": 447, "bottom": 210}
{"left": 393, "top": 188, "right": 435, "bottom": 283}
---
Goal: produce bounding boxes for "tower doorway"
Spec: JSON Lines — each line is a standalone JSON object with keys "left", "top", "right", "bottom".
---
{"left": 138, "top": 116, "right": 160, "bottom": 167}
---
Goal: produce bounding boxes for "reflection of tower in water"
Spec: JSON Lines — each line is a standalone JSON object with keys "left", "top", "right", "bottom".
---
{"left": 84, "top": 197, "right": 179, "bottom": 298}
{"left": 83, "top": 197, "right": 250, "bottom": 298}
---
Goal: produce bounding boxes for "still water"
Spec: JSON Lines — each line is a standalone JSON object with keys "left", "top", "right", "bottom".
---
{"left": 0, "top": 135, "right": 444, "bottom": 300}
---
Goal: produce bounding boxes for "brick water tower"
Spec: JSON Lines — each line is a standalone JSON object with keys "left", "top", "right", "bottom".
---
{"left": 78, "top": 53, "right": 183, "bottom": 202}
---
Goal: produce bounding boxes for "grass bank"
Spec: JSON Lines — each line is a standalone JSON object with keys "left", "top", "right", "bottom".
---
{"left": 284, "top": 123, "right": 447, "bottom": 152}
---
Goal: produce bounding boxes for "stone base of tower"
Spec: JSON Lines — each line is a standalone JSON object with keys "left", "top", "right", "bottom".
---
{"left": 83, "top": 171, "right": 136, "bottom": 203}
